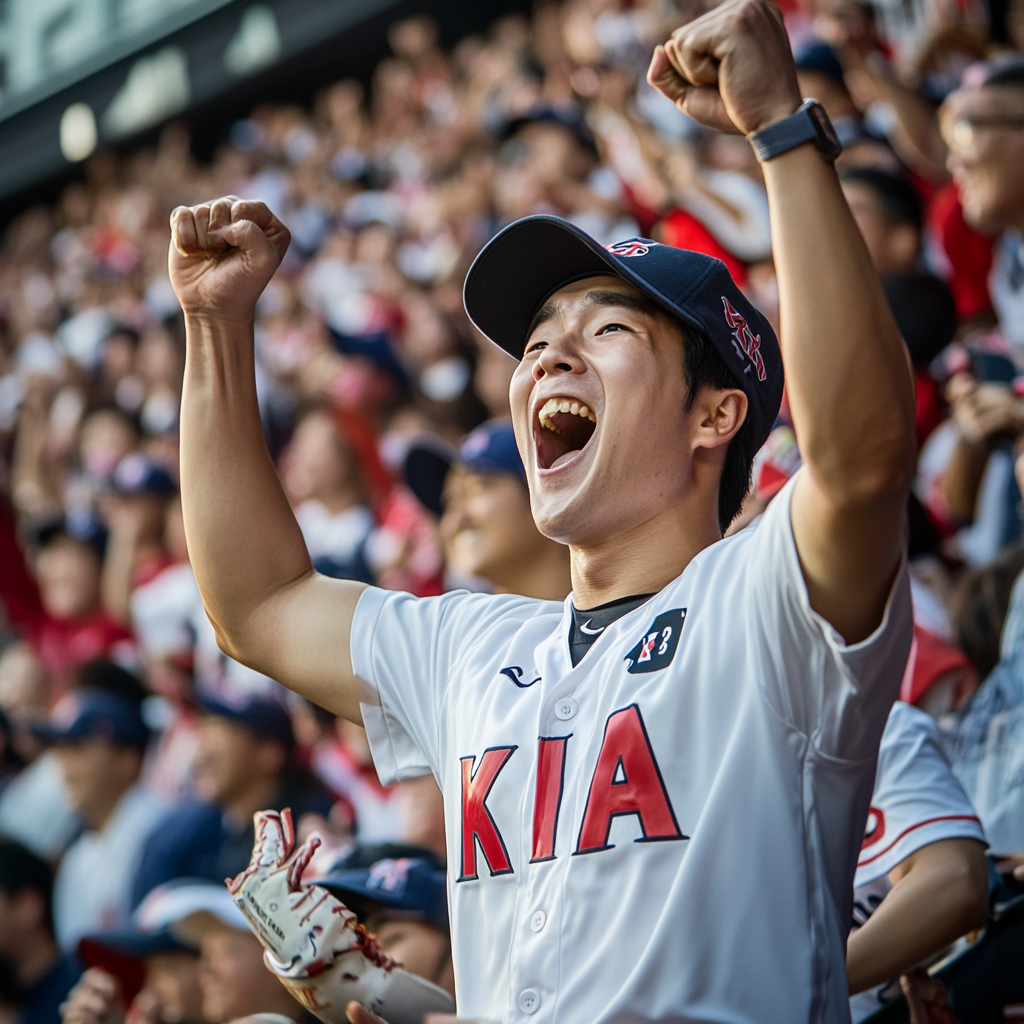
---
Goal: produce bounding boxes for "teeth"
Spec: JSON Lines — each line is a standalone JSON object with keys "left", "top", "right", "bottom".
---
{"left": 538, "top": 397, "right": 596, "bottom": 432}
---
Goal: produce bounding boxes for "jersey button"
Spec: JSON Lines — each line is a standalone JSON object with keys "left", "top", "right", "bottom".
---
{"left": 530, "top": 910, "right": 546, "bottom": 932}
{"left": 518, "top": 989, "right": 541, "bottom": 1014}
{"left": 554, "top": 698, "right": 578, "bottom": 721}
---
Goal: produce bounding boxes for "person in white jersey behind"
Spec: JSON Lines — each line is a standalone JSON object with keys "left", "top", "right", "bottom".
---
{"left": 169, "top": 1, "right": 917, "bottom": 1020}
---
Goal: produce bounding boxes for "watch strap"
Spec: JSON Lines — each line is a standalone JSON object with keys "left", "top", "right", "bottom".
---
{"left": 748, "top": 99, "right": 841, "bottom": 163}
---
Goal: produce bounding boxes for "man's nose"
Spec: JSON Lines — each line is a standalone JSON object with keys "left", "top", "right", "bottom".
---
{"left": 533, "top": 338, "right": 584, "bottom": 381}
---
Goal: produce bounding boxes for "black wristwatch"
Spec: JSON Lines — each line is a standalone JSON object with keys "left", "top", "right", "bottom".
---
{"left": 747, "top": 99, "right": 842, "bottom": 163}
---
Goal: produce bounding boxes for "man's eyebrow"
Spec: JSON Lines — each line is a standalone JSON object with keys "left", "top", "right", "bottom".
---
{"left": 527, "top": 289, "right": 663, "bottom": 340}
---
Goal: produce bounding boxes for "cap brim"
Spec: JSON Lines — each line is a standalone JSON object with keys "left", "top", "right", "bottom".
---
{"left": 464, "top": 216, "right": 704, "bottom": 360}
{"left": 80, "top": 928, "right": 191, "bottom": 960}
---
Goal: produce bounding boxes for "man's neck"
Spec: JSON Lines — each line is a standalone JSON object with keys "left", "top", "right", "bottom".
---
{"left": 225, "top": 776, "right": 282, "bottom": 828}
{"left": 86, "top": 779, "right": 135, "bottom": 833}
{"left": 13, "top": 929, "right": 59, "bottom": 988}
{"left": 494, "top": 546, "right": 572, "bottom": 602}
{"left": 314, "top": 487, "right": 361, "bottom": 516}
{"left": 569, "top": 498, "right": 721, "bottom": 608}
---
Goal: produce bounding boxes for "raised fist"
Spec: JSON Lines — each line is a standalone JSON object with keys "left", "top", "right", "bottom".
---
{"left": 647, "top": 0, "right": 802, "bottom": 137}
{"left": 168, "top": 196, "right": 290, "bottom": 324}
{"left": 227, "top": 809, "right": 455, "bottom": 1024}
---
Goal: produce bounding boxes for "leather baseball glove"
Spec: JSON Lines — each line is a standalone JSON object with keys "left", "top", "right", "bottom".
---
{"left": 227, "top": 808, "right": 455, "bottom": 1024}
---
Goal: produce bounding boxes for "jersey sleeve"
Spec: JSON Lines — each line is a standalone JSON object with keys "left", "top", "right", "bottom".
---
{"left": 351, "top": 586, "right": 542, "bottom": 785}
{"left": 854, "top": 702, "right": 986, "bottom": 887}
{"left": 745, "top": 472, "right": 914, "bottom": 760}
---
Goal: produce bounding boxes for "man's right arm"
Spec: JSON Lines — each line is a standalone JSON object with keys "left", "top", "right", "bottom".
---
{"left": 171, "top": 197, "right": 374, "bottom": 723}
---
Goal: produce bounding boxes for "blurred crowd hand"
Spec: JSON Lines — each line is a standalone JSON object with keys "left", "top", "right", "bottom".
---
{"left": 61, "top": 969, "right": 126, "bottom": 1024}
{"left": 947, "top": 374, "right": 1024, "bottom": 446}
{"left": 168, "top": 198, "right": 291, "bottom": 325}
{"left": 647, "top": 0, "right": 802, "bottom": 137}
{"left": 345, "top": 1009, "right": 495, "bottom": 1024}
{"left": 899, "top": 969, "right": 957, "bottom": 1024}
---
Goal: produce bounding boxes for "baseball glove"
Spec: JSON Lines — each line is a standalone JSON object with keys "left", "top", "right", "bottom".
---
{"left": 227, "top": 808, "right": 455, "bottom": 1024}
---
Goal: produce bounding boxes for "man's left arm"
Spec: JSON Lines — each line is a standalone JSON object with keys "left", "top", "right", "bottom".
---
{"left": 650, "top": 0, "right": 917, "bottom": 643}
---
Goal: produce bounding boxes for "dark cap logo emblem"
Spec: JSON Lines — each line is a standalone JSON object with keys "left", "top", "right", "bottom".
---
{"left": 722, "top": 297, "right": 767, "bottom": 382}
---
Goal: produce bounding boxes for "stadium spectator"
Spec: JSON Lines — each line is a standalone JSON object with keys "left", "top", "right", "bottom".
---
{"left": 34, "top": 689, "right": 165, "bottom": 952}
{"left": 0, "top": 838, "right": 82, "bottom": 1024}
{"left": 132, "top": 692, "right": 333, "bottom": 902}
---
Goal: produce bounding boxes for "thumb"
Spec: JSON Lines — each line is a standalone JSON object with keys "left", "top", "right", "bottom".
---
{"left": 227, "top": 808, "right": 295, "bottom": 893}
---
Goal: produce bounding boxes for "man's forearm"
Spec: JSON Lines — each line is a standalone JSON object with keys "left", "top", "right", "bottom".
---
{"left": 180, "top": 313, "right": 313, "bottom": 664}
{"left": 763, "top": 145, "right": 916, "bottom": 500}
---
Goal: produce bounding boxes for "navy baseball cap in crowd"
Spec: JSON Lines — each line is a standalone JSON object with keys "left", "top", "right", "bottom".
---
{"left": 198, "top": 690, "right": 294, "bottom": 747}
{"left": 463, "top": 216, "right": 783, "bottom": 452}
{"left": 314, "top": 856, "right": 449, "bottom": 932}
{"left": 793, "top": 40, "right": 847, "bottom": 86}
{"left": 405, "top": 419, "right": 526, "bottom": 516}
{"left": 113, "top": 453, "right": 178, "bottom": 497}
{"left": 33, "top": 689, "right": 150, "bottom": 750}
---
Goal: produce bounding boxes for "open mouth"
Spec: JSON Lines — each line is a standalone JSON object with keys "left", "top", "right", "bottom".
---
{"left": 535, "top": 397, "right": 597, "bottom": 470}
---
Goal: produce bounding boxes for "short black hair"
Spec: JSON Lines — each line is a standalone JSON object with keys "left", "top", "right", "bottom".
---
{"left": 680, "top": 324, "right": 757, "bottom": 533}
{"left": 0, "top": 838, "right": 54, "bottom": 934}
{"left": 841, "top": 168, "right": 923, "bottom": 231}
{"left": 881, "top": 272, "right": 958, "bottom": 367}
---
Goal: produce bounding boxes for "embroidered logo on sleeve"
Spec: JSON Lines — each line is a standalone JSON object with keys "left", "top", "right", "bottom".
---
{"left": 624, "top": 609, "right": 686, "bottom": 674}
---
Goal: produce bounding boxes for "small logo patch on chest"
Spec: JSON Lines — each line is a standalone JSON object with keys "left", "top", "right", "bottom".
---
{"left": 624, "top": 608, "right": 686, "bottom": 674}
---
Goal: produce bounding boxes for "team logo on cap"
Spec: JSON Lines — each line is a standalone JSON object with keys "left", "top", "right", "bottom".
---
{"left": 367, "top": 858, "right": 413, "bottom": 894}
{"left": 722, "top": 297, "right": 766, "bottom": 382}
{"left": 606, "top": 240, "right": 653, "bottom": 257}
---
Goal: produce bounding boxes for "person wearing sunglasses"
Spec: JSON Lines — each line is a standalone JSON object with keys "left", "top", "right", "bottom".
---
{"left": 943, "top": 57, "right": 1024, "bottom": 350}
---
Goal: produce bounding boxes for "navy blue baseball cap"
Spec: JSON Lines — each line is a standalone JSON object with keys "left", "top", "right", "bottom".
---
{"left": 314, "top": 856, "right": 448, "bottom": 932}
{"left": 405, "top": 419, "right": 526, "bottom": 516}
{"left": 198, "top": 691, "right": 294, "bottom": 748}
{"left": 462, "top": 216, "right": 783, "bottom": 453}
{"left": 33, "top": 689, "right": 150, "bottom": 750}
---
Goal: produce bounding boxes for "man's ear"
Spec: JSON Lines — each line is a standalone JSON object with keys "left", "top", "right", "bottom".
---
{"left": 690, "top": 388, "right": 748, "bottom": 451}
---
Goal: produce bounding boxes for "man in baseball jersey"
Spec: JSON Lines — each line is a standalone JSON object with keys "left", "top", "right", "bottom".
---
{"left": 170, "top": 0, "right": 917, "bottom": 1020}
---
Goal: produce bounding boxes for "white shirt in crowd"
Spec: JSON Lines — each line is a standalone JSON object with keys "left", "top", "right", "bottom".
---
{"left": 53, "top": 783, "right": 168, "bottom": 952}
{"left": 294, "top": 499, "right": 374, "bottom": 565}
{"left": 849, "top": 701, "right": 986, "bottom": 1022}
{"left": 353, "top": 475, "right": 913, "bottom": 1024}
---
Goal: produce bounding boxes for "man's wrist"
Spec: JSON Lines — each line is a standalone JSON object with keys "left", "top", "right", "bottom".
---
{"left": 748, "top": 98, "right": 803, "bottom": 136}
{"left": 183, "top": 310, "right": 255, "bottom": 333}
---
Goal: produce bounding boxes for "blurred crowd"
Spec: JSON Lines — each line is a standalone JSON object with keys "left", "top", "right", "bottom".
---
{"left": 0, "top": 0, "right": 1023, "bottom": 1019}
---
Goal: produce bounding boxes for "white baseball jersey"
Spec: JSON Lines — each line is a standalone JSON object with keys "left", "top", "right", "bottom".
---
{"left": 354, "top": 475, "right": 913, "bottom": 1024}
{"left": 849, "top": 701, "right": 986, "bottom": 1023}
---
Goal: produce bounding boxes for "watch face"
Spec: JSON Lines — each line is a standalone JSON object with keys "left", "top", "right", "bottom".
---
{"left": 808, "top": 102, "right": 842, "bottom": 157}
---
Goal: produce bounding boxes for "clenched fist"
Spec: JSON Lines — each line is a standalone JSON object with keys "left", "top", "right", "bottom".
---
{"left": 647, "top": 0, "right": 802, "bottom": 137}
{"left": 168, "top": 196, "right": 290, "bottom": 324}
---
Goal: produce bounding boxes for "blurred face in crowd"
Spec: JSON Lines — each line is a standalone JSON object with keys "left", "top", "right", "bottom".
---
{"left": 142, "top": 953, "right": 204, "bottom": 1024}
{"left": 510, "top": 276, "right": 742, "bottom": 546}
{"left": 841, "top": 180, "right": 920, "bottom": 273}
{"left": 191, "top": 716, "right": 285, "bottom": 807}
{"left": 280, "top": 411, "right": 358, "bottom": 508}
{"left": 795, "top": 71, "right": 859, "bottom": 123}
{"left": 439, "top": 468, "right": 548, "bottom": 587}
{"left": 944, "top": 84, "right": 1024, "bottom": 234}
{"left": 55, "top": 738, "right": 141, "bottom": 829}
{"left": 198, "top": 928, "right": 299, "bottom": 1020}
{"left": 79, "top": 409, "right": 137, "bottom": 480}
{"left": 368, "top": 914, "right": 455, "bottom": 998}
{"left": 34, "top": 537, "right": 102, "bottom": 621}
{"left": 0, "top": 885, "right": 47, "bottom": 958}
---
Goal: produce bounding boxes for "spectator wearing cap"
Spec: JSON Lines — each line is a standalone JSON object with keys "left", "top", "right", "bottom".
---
{"left": 132, "top": 692, "right": 333, "bottom": 903}
{"left": 101, "top": 453, "right": 178, "bottom": 628}
{"left": 943, "top": 57, "right": 1024, "bottom": 350}
{"left": 315, "top": 851, "right": 454, "bottom": 999}
{"left": 35, "top": 689, "right": 167, "bottom": 953}
{"left": 62, "top": 880, "right": 233, "bottom": 1024}
{"left": 405, "top": 420, "right": 570, "bottom": 600}
{"left": 0, "top": 839, "right": 82, "bottom": 1024}
{"left": 169, "top": 886, "right": 312, "bottom": 1023}
{"left": 279, "top": 407, "right": 376, "bottom": 584}
{"left": 0, "top": 501, "right": 132, "bottom": 699}
{"left": 794, "top": 41, "right": 864, "bottom": 147}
